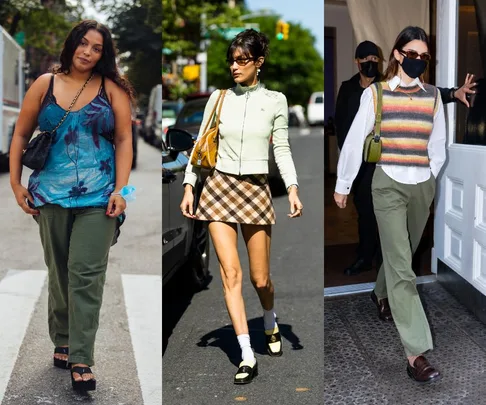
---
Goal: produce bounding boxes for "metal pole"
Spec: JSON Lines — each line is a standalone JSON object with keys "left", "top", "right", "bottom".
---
{"left": 199, "top": 12, "right": 207, "bottom": 92}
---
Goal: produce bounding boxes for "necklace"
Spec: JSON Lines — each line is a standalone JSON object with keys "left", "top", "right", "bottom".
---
{"left": 398, "top": 70, "right": 413, "bottom": 100}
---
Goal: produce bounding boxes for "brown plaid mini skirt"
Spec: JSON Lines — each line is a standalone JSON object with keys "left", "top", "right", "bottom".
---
{"left": 195, "top": 169, "right": 276, "bottom": 225}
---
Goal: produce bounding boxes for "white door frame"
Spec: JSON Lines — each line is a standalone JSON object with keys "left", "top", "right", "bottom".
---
{"left": 434, "top": 0, "right": 486, "bottom": 297}
{"left": 433, "top": 0, "right": 458, "bottom": 273}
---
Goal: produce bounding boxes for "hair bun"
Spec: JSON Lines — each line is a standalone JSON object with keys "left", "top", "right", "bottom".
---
{"left": 227, "top": 28, "right": 270, "bottom": 60}
{"left": 257, "top": 31, "right": 269, "bottom": 57}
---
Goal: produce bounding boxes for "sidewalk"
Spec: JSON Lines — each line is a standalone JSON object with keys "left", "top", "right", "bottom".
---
{"left": 325, "top": 281, "right": 486, "bottom": 404}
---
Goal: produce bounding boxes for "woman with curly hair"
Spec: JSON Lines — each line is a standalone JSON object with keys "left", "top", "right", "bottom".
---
{"left": 9, "top": 20, "right": 134, "bottom": 391}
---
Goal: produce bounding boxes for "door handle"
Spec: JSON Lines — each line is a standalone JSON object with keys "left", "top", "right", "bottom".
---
{"left": 162, "top": 169, "right": 177, "bottom": 184}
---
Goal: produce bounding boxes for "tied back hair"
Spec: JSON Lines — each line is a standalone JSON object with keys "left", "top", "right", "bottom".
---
{"left": 226, "top": 29, "right": 270, "bottom": 62}
{"left": 51, "top": 20, "right": 135, "bottom": 103}
{"left": 383, "top": 26, "right": 429, "bottom": 81}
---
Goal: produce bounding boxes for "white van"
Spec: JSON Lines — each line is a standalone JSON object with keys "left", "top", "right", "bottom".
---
{"left": 144, "top": 84, "right": 162, "bottom": 145}
{"left": 307, "top": 91, "right": 324, "bottom": 126}
{"left": 0, "top": 27, "right": 24, "bottom": 168}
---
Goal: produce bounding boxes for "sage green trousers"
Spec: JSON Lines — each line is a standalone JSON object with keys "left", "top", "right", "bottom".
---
{"left": 372, "top": 167, "right": 435, "bottom": 357}
{"left": 37, "top": 204, "right": 116, "bottom": 366}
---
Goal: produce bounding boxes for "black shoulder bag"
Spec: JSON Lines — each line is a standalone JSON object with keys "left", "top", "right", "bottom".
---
{"left": 22, "top": 73, "right": 94, "bottom": 170}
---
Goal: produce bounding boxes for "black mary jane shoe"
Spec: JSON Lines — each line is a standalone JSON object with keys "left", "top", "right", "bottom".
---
{"left": 234, "top": 360, "right": 258, "bottom": 385}
{"left": 71, "top": 366, "right": 96, "bottom": 392}
{"left": 53, "top": 346, "right": 70, "bottom": 369}
{"left": 265, "top": 326, "right": 283, "bottom": 357}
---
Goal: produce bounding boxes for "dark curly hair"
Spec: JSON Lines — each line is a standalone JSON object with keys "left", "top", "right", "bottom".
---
{"left": 226, "top": 29, "right": 270, "bottom": 62}
{"left": 51, "top": 20, "right": 135, "bottom": 102}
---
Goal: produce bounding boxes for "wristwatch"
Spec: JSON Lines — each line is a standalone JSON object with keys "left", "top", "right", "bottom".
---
{"left": 450, "top": 86, "right": 459, "bottom": 102}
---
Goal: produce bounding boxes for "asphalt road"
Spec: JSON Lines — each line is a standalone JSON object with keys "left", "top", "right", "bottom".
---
{"left": 163, "top": 127, "right": 324, "bottom": 405}
{"left": 0, "top": 139, "right": 162, "bottom": 405}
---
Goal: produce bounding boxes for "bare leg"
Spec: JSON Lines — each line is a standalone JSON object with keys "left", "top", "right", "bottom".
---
{"left": 208, "top": 221, "right": 248, "bottom": 335}
{"left": 241, "top": 224, "right": 281, "bottom": 356}
{"left": 241, "top": 224, "right": 273, "bottom": 310}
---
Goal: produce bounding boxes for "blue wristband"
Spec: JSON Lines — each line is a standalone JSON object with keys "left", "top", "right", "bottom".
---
{"left": 112, "top": 185, "right": 136, "bottom": 202}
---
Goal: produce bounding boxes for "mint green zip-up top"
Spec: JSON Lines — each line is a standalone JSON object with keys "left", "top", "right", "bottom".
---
{"left": 183, "top": 82, "right": 298, "bottom": 189}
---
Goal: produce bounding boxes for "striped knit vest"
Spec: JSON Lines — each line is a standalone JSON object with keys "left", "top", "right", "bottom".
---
{"left": 370, "top": 82, "right": 439, "bottom": 167}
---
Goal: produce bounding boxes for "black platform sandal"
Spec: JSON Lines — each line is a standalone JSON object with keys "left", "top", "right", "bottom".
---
{"left": 265, "top": 326, "right": 283, "bottom": 357}
{"left": 53, "top": 346, "right": 70, "bottom": 369}
{"left": 234, "top": 360, "right": 258, "bottom": 384}
{"left": 71, "top": 366, "right": 96, "bottom": 392}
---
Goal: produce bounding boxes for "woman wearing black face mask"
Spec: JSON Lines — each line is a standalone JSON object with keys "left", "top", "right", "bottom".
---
{"left": 334, "top": 26, "right": 446, "bottom": 384}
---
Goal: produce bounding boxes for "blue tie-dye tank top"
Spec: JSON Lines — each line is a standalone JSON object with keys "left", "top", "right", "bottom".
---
{"left": 28, "top": 74, "right": 116, "bottom": 208}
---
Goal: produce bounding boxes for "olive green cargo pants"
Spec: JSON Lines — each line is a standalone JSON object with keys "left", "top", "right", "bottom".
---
{"left": 36, "top": 204, "right": 116, "bottom": 366}
{"left": 372, "top": 166, "right": 435, "bottom": 357}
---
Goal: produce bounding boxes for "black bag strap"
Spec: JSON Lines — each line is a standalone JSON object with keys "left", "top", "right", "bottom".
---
{"left": 50, "top": 73, "right": 94, "bottom": 133}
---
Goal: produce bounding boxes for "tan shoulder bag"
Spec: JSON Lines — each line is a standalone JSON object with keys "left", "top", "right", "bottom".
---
{"left": 191, "top": 89, "right": 227, "bottom": 169}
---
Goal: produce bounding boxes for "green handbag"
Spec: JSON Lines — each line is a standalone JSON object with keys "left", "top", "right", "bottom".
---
{"left": 363, "top": 82, "right": 383, "bottom": 163}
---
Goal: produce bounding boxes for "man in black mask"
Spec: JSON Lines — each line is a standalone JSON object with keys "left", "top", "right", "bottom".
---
{"left": 335, "top": 40, "right": 383, "bottom": 276}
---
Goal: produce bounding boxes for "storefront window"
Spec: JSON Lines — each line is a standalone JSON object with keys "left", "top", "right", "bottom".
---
{"left": 456, "top": 0, "right": 485, "bottom": 144}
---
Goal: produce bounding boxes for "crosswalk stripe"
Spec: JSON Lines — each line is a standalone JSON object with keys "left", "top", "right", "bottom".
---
{"left": 0, "top": 270, "right": 47, "bottom": 403}
{"left": 122, "top": 274, "right": 162, "bottom": 405}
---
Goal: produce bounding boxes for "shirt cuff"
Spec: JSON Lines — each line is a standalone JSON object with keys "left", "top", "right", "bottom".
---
{"left": 182, "top": 172, "right": 197, "bottom": 188}
{"left": 283, "top": 177, "right": 298, "bottom": 191}
{"left": 335, "top": 179, "right": 352, "bottom": 195}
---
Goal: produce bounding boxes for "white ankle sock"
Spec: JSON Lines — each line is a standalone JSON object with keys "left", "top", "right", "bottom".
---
{"left": 236, "top": 334, "right": 255, "bottom": 364}
{"left": 263, "top": 308, "right": 277, "bottom": 330}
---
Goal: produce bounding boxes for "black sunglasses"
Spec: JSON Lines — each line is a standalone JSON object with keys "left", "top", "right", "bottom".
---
{"left": 226, "top": 57, "right": 255, "bottom": 67}
{"left": 399, "top": 49, "right": 431, "bottom": 61}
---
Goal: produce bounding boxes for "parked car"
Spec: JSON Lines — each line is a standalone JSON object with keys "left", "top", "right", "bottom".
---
{"left": 307, "top": 91, "right": 324, "bottom": 126}
{"left": 144, "top": 84, "right": 162, "bottom": 146}
{"left": 162, "top": 100, "right": 183, "bottom": 144}
{"left": 171, "top": 92, "right": 288, "bottom": 194}
{"left": 131, "top": 108, "right": 145, "bottom": 170}
{"left": 162, "top": 128, "right": 210, "bottom": 289}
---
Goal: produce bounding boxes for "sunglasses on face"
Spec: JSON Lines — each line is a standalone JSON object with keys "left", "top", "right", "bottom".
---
{"left": 399, "top": 49, "right": 431, "bottom": 61}
{"left": 226, "top": 57, "right": 254, "bottom": 67}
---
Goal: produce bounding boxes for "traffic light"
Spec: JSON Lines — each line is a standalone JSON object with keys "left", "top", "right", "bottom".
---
{"left": 282, "top": 22, "right": 289, "bottom": 40}
{"left": 276, "top": 20, "right": 290, "bottom": 40}
{"left": 276, "top": 20, "right": 284, "bottom": 40}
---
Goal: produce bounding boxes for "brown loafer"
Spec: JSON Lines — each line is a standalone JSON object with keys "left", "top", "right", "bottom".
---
{"left": 406, "top": 356, "right": 441, "bottom": 383}
{"left": 370, "top": 291, "right": 393, "bottom": 321}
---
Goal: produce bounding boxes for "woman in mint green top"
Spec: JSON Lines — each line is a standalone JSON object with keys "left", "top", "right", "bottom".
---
{"left": 180, "top": 29, "right": 304, "bottom": 384}
{"left": 9, "top": 20, "right": 134, "bottom": 392}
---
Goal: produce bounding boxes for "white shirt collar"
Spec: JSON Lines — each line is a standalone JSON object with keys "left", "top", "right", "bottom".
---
{"left": 388, "top": 75, "right": 426, "bottom": 92}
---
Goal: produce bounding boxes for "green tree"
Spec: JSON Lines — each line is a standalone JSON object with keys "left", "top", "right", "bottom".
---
{"left": 162, "top": 0, "right": 246, "bottom": 55}
{"left": 207, "top": 17, "right": 323, "bottom": 106}
{"left": 87, "top": 0, "right": 162, "bottom": 104}
{"left": 0, "top": 0, "right": 82, "bottom": 54}
{"left": 107, "top": 2, "right": 162, "bottom": 101}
